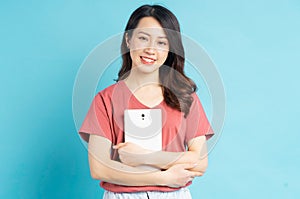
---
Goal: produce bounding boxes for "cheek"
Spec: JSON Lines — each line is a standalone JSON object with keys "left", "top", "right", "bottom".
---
{"left": 130, "top": 50, "right": 143, "bottom": 65}
{"left": 158, "top": 50, "right": 169, "bottom": 62}
{"left": 130, "top": 42, "right": 144, "bottom": 56}
{"left": 131, "top": 38, "right": 147, "bottom": 50}
{"left": 130, "top": 50, "right": 139, "bottom": 61}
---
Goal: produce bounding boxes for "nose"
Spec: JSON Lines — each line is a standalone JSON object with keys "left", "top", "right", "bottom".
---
{"left": 144, "top": 41, "right": 156, "bottom": 54}
{"left": 144, "top": 47, "right": 155, "bottom": 55}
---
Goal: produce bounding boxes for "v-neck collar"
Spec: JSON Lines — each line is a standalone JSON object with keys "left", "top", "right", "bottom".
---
{"left": 120, "top": 80, "right": 164, "bottom": 109}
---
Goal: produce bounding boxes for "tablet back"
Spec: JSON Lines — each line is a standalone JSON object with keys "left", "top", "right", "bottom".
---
{"left": 124, "top": 109, "right": 162, "bottom": 151}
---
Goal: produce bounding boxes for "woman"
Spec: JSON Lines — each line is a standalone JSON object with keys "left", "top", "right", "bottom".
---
{"left": 79, "top": 4, "right": 214, "bottom": 199}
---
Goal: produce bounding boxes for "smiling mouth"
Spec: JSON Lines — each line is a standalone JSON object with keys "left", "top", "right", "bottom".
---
{"left": 140, "top": 56, "right": 156, "bottom": 64}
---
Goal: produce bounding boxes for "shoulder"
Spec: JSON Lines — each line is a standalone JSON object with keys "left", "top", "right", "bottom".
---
{"left": 191, "top": 92, "right": 199, "bottom": 99}
{"left": 188, "top": 91, "right": 205, "bottom": 114}
{"left": 93, "top": 81, "right": 127, "bottom": 108}
{"left": 191, "top": 92, "right": 201, "bottom": 104}
{"left": 96, "top": 81, "right": 124, "bottom": 99}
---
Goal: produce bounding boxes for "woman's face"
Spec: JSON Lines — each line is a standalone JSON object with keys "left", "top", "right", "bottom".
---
{"left": 126, "top": 17, "right": 169, "bottom": 74}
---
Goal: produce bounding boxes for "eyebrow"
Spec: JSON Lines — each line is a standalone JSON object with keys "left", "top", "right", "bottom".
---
{"left": 137, "top": 31, "right": 167, "bottom": 39}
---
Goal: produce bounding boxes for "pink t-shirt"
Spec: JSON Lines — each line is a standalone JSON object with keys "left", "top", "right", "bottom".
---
{"left": 79, "top": 80, "right": 214, "bottom": 193}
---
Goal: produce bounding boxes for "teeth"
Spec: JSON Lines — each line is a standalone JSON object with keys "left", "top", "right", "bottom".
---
{"left": 142, "top": 57, "right": 155, "bottom": 63}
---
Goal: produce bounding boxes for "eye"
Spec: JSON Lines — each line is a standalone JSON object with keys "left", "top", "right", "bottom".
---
{"left": 138, "top": 36, "right": 148, "bottom": 41}
{"left": 158, "top": 41, "right": 167, "bottom": 46}
{"left": 157, "top": 40, "right": 169, "bottom": 48}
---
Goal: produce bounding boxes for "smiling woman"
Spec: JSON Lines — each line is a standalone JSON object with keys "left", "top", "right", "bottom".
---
{"left": 125, "top": 17, "right": 170, "bottom": 76}
{"left": 78, "top": 4, "right": 214, "bottom": 199}
{"left": 126, "top": 17, "right": 170, "bottom": 70}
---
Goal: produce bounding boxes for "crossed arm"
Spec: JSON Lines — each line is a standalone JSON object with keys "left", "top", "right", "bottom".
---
{"left": 114, "top": 135, "right": 208, "bottom": 172}
{"left": 88, "top": 134, "right": 208, "bottom": 187}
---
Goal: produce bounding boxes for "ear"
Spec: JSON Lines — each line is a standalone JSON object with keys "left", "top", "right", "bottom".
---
{"left": 125, "top": 33, "right": 130, "bottom": 48}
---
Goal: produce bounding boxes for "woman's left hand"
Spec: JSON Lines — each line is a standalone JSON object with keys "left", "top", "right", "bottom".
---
{"left": 113, "top": 142, "right": 153, "bottom": 167}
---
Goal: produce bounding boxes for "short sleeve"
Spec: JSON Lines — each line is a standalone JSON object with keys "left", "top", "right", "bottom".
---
{"left": 185, "top": 93, "right": 214, "bottom": 143}
{"left": 78, "top": 93, "right": 113, "bottom": 142}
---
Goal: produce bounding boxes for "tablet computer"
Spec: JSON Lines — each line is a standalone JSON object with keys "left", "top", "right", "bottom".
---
{"left": 124, "top": 109, "right": 162, "bottom": 151}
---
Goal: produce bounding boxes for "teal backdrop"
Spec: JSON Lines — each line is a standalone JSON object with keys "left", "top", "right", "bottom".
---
{"left": 1, "top": 0, "right": 299, "bottom": 198}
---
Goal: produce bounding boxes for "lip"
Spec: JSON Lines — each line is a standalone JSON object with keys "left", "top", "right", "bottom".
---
{"left": 140, "top": 56, "right": 156, "bottom": 65}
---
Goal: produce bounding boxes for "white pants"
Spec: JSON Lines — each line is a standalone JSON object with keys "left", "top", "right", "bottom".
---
{"left": 103, "top": 187, "right": 192, "bottom": 199}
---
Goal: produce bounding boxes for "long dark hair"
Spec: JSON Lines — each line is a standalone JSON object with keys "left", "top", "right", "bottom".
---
{"left": 117, "top": 4, "right": 197, "bottom": 117}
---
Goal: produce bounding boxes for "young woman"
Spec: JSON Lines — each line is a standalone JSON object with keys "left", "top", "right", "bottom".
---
{"left": 79, "top": 4, "right": 214, "bottom": 199}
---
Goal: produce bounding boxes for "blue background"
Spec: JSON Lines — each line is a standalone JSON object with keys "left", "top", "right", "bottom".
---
{"left": 1, "top": 0, "right": 299, "bottom": 198}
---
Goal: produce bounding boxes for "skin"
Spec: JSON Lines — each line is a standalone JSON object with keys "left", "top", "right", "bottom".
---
{"left": 89, "top": 135, "right": 203, "bottom": 188}
{"left": 88, "top": 17, "right": 209, "bottom": 188}
{"left": 114, "top": 136, "right": 208, "bottom": 172}
{"left": 126, "top": 16, "right": 169, "bottom": 77}
{"left": 124, "top": 17, "right": 169, "bottom": 107}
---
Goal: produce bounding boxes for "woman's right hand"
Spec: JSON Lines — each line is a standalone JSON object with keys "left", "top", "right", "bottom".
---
{"left": 161, "top": 163, "right": 203, "bottom": 188}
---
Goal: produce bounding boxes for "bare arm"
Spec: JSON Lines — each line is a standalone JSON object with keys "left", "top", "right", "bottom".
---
{"left": 115, "top": 136, "right": 208, "bottom": 173}
{"left": 88, "top": 134, "right": 202, "bottom": 187}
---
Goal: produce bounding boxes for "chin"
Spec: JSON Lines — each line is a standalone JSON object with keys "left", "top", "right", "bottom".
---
{"left": 137, "top": 64, "right": 161, "bottom": 73}
{"left": 138, "top": 68, "right": 159, "bottom": 74}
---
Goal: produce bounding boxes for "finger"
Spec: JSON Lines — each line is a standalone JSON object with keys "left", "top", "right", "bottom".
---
{"left": 191, "top": 171, "right": 203, "bottom": 177}
{"left": 113, "top": 143, "right": 127, "bottom": 149}
{"left": 182, "top": 163, "right": 198, "bottom": 169}
{"left": 187, "top": 177, "right": 194, "bottom": 183}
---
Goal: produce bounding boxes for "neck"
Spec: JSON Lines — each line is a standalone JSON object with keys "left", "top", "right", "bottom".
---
{"left": 124, "top": 69, "right": 160, "bottom": 89}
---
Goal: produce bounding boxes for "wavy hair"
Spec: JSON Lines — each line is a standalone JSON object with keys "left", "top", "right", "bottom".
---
{"left": 117, "top": 4, "right": 197, "bottom": 117}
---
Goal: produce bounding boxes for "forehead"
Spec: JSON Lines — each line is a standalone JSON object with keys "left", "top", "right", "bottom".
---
{"left": 133, "top": 17, "right": 167, "bottom": 38}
